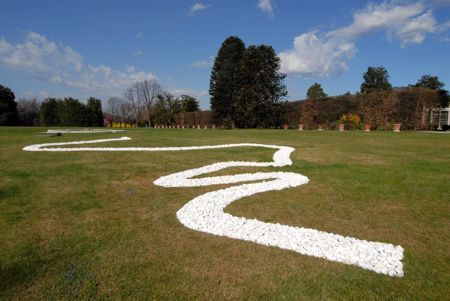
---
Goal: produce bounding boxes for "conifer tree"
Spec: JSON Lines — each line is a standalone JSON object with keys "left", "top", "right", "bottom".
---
{"left": 209, "top": 36, "right": 245, "bottom": 127}
{"left": 86, "top": 97, "right": 104, "bottom": 126}
{"left": 0, "top": 84, "right": 19, "bottom": 125}
{"left": 233, "top": 45, "right": 287, "bottom": 128}
{"left": 306, "top": 83, "right": 328, "bottom": 99}
{"left": 360, "top": 67, "right": 392, "bottom": 94}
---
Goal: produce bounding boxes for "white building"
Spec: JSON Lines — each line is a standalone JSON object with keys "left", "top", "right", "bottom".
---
{"left": 431, "top": 107, "right": 450, "bottom": 130}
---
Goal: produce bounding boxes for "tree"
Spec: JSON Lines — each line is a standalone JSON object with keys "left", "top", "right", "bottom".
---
{"left": 17, "top": 98, "right": 40, "bottom": 126}
{"left": 153, "top": 92, "right": 182, "bottom": 125}
{"left": 136, "top": 79, "right": 163, "bottom": 127}
{"left": 124, "top": 79, "right": 164, "bottom": 127}
{"left": 0, "top": 84, "right": 19, "bottom": 125}
{"left": 412, "top": 75, "right": 445, "bottom": 90}
{"left": 437, "top": 89, "right": 450, "bottom": 108}
{"left": 106, "top": 97, "right": 123, "bottom": 116}
{"left": 360, "top": 67, "right": 392, "bottom": 94}
{"left": 40, "top": 98, "right": 60, "bottom": 126}
{"left": 210, "top": 36, "right": 246, "bottom": 127}
{"left": 233, "top": 45, "right": 287, "bottom": 128}
{"left": 306, "top": 83, "right": 328, "bottom": 99}
{"left": 180, "top": 95, "right": 200, "bottom": 112}
{"left": 59, "top": 97, "right": 86, "bottom": 126}
{"left": 124, "top": 87, "right": 141, "bottom": 126}
{"left": 86, "top": 97, "right": 104, "bottom": 126}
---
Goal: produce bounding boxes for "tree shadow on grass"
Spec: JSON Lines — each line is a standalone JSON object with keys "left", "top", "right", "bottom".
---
{"left": 0, "top": 243, "right": 46, "bottom": 296}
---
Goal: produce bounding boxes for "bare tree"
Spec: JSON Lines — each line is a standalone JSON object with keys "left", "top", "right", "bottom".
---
{"left": 17, "top": 98, "right": 40, "bottom": 126}
{"left": 106, "top": 97, "right": 123, "bottom": 116}
{"left": 136, "top": 79, "right": 163, "bottom": 127}
{"left": 124, "top": 87, "right": 141, "bottom": 125}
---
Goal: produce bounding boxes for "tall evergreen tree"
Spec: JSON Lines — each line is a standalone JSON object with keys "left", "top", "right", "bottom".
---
{"left": 360, "top": 67, "right": 392, "bottom": 94}
{"left": 40, "top": 98, "right": 60, "bottom": 126}
{"left": 233, "top": 45, "right": 287, "bottom": 128}
{"left": 0, "top": 84, "right": 19, "bottom": 126}
{"left": 209, "top": 36, "right": 245, "bottom": 127}
{"left": 59, "top": 97, "right": 86, "bottom": 126}
{"left": 306, "top": 83, "right": 328, "bottom": 99}
{"left": 86, "top": 97, "right": 104, "bottom": 126}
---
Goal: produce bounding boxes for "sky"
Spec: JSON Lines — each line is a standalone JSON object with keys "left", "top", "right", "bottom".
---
{"left": 0, "top": 0, "right": 449, "bottom": 109}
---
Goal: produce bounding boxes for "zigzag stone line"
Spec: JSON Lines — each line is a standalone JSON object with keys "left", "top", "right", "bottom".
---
{"left": 23, "top": 136, "right": 404, "bottom": 277}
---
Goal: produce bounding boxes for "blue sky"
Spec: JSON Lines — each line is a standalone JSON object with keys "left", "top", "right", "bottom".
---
{"left": 0, "top": 0, "right": 449, "bottom": 109}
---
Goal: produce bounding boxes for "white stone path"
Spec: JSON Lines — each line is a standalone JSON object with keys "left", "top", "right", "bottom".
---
{"left": 23, "top": 137, "right": 404, "bottom": 277}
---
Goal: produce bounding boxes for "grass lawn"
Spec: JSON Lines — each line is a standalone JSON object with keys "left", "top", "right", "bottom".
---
{"left": 1, "top": 127, "right": 449, "bottom": 300}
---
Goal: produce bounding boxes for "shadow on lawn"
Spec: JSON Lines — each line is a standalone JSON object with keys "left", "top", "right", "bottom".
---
{"left": 0, "top": 244, "right": 45, "bottom": 294}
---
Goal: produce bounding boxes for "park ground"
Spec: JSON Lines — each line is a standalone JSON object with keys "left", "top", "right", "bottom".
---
{"left": 0, "top": 127, "right": 449, "bottom": 300}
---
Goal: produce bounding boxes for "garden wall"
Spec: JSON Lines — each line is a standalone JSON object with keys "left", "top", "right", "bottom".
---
{"left": 285, "top": 88, "right": 442, "bottom": 130}
{"left": 173, "top": 111, "right": 212, "bottom": 127}
{"left": 171, "top": 88, "right": 442, "bottom": 130}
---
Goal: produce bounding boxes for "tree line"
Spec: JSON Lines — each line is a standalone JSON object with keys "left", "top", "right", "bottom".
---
{"left": 40, "top": 97, "right": 103, "bottom": 127}
{"left": 284, "top": 87, "right": 447, "bottom": 131}
{"left": 0, "top": 81, "right": 200, "bottom": 127}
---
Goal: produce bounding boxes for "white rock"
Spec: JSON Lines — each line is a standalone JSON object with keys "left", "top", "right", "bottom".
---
{"left": 23, "top": 137, "right": 404, "bottom": 277}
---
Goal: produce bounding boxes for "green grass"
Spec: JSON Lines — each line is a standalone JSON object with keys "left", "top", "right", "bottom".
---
{"left": 0, "top": 127, "right": 449, "bottom": 300}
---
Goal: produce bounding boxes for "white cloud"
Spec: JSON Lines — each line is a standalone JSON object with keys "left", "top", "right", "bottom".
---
{"left": 395, "top": 10, "right": 436, "bottom": 46}
{"left": 132, "top": 50, "right": 143, "bottom": 57}
{"left": 192, "top": 60, "right": 210, "bottom": 68}
{"left": 136, "top": 32, "right": 144, "bottom": 39}
{"left": 192, "top": 56, "right": 213, "bottom": 68}
{"left": 0, "top": 32, "right": 156, "bottom": 96}
{"left": 258, "top": 0, "right": 274, "bottom": 17}
{"left": 279, "top": 33, "right": 356, "bottom": 77}
{"left": 328, "top": 2, "right": 436, "bottom": 46}
{"left": 280, "top": 1, "right": 449, "bottom": 77}
{"left": 189, "top": 2, "right": 211, "bottom": 15}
